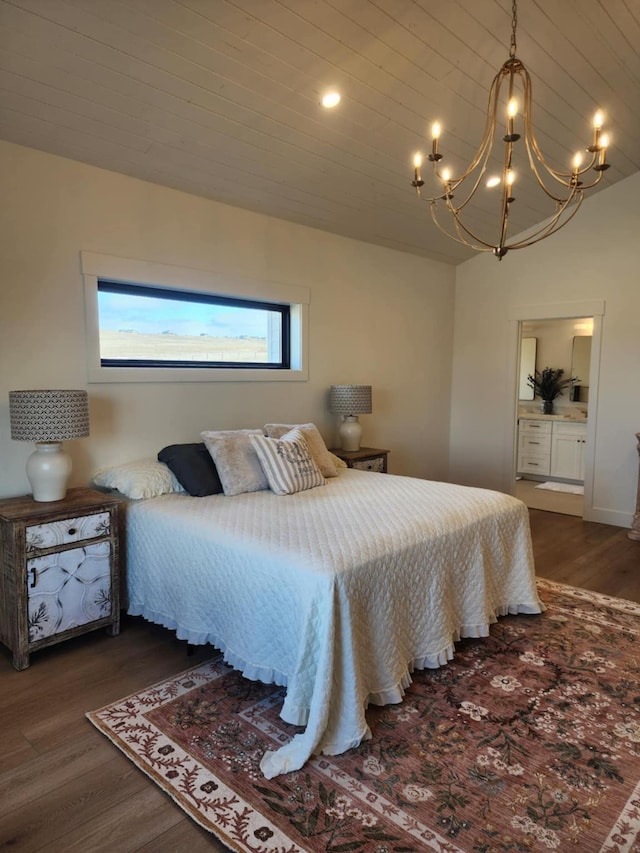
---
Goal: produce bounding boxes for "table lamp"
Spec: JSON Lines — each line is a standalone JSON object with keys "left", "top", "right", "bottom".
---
{"left": 329, "top": 385, "right": 372, "bottom": 451}
{"left": 9, "top": 389, "right": 90, "bottom": 502}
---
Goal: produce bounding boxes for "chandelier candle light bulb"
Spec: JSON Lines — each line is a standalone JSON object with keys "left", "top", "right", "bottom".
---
{"left": 412, "top": 152, "right": 424, "bottom": 187}
{"left": 409, "top": 0, "right": 613, "bottom": 259}
{"left": 597, "top": 134, "right": 610, "bottom": 168}
{"left": 590, "top": 110, "right": 604, "bottom": 148}
{"left": 430, "top": 122, "right": 442, "bottom": 161}
{"left": 505, "top": 98, "right": 520, "bottom": 141}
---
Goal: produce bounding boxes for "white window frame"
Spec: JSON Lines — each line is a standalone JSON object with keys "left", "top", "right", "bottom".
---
{"left": 81, "top": 252, "right": 309, "bottom": 383}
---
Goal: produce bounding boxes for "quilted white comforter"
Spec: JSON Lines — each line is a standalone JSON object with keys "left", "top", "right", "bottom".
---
{"left": 126, "top": 469, "right": 542, "bottom": 778}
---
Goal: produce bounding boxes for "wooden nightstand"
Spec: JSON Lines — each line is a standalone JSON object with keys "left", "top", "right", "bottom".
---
{"left": 0, "top": 487, "right": 124, "bottom": 670}
{"left": 330, "top": 447, "right": 390, "bottom": 473}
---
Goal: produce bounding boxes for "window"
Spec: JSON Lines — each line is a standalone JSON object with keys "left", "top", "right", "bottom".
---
{"left": 97, "top": 281, "right": 290, "bottom": 370}
{"left": 81, "top": 252, "right": 308, "bottom": 383}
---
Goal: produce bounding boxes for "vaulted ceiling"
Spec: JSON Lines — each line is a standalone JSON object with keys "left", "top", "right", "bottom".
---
{"left": 1, "top": 0, "right": 638, "bottom": 264}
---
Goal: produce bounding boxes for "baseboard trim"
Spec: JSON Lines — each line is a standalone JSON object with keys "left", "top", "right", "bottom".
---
{"left": 585, "top": 506, "right": 633, "bottom": 528}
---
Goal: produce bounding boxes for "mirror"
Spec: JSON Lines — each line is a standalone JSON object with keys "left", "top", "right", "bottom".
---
{"left": 571, "top": 336, "right": 591, "bottom": 402}
{"left": 518, "top": 337, "right": 537, "bottom": 400}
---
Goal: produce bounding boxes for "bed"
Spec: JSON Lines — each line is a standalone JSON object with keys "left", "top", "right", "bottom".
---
{"left": 123, "top": 466, "right": 543, "bottom": 779}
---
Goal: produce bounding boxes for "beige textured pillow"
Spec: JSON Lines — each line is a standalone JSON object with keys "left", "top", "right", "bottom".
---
{"left": 201, "top": 429, "right": 268, "bottom": 496}
{"left": 328, "top": 451, "right": 348, "bottom": 470}
{"left": 263, "top": 423, "right": 338, "bottom": 478}
{"left": 250, "top": 429, "right": 325, "bottom": 495}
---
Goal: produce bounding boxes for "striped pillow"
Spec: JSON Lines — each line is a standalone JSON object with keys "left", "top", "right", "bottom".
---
{"left": 250, "top": 428, "right": 325, "bottom": 495}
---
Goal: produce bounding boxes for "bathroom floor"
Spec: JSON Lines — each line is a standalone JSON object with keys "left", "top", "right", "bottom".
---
{"left": 515, "top": 478, "right": 583, "bottom": 518}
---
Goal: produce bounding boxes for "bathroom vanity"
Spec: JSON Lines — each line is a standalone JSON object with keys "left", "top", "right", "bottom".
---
{"left": 517, "top": 415, "right": 587, "bottom": 482}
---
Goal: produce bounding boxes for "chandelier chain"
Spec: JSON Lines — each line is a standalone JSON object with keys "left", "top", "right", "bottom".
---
{"left": 510, "top": 0, "right": 518, "bottom": 58}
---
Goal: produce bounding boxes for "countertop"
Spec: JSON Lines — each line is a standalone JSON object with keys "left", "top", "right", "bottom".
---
{"left": 518, "top": 413, "right": 588, "bottom": 422}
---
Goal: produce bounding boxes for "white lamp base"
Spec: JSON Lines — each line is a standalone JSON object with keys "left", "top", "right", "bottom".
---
{"left": 26, "top": 442, "right": 72, "bottom": 502}
{"left": 339, "top": 416, "right": 363, "bottom": 452}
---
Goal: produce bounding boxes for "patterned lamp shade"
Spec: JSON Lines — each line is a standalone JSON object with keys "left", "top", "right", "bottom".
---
{"left": 9, "top": 390, "right": 90, "bottom": 442}
{"left": 329, "top": 385, "right": 372, "bottom": 416}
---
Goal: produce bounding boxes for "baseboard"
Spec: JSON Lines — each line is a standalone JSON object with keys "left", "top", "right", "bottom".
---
{"left": 584, "top": 506, "right": 634, "bottom": 528}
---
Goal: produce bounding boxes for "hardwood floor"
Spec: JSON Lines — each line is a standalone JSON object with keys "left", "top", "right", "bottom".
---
{"left": 528, "top": 508, "right": 640, "bottom": 602}
{"left": 0, "top": 510, "right": 638, "bottom": 852}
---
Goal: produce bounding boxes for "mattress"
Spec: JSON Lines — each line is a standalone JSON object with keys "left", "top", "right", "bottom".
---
{"left": 125, "top": 468, "right": 543, "bottom": 778}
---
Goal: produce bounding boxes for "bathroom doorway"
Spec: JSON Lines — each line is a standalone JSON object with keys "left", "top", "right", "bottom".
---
{"left": 515, "top": 317, "right": 593, "bottom": 518}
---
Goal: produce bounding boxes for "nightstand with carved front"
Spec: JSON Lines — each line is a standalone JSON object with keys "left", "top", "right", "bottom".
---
{"left": 0, "top": 487, "right": 123, "bottom": 670}
{"left": 330, "top": 447, "right": 390, "bottom": 473}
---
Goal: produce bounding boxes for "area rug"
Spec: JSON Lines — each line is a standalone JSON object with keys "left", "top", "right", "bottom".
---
{"left": 87, "top": 579, "right": 640, "bottom": 852}
{"left": 535, "top": 481, "right": 584, "bottom": 495}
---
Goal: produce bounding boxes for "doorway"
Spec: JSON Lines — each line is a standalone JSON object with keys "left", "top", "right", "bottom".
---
{"left": 515, "top": 317, "right": 593, "bottom": 518}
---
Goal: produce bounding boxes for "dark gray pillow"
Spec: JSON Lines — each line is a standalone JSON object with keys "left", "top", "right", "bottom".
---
{"left": 157, "top": 443, "right": 223, "bottom": 497}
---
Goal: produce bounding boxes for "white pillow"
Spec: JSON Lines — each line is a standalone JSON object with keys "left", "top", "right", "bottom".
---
{"left": 201, "top": 429, "right": 268, "bottom": 496}
{"left": 92, "top": 459, "right": 184, "bottom": 500}
{"left": 250, "top": 428, "right": 325, "bottom": 495}
{"left": 263, "top": 423, "right": 338, "bottom": 478}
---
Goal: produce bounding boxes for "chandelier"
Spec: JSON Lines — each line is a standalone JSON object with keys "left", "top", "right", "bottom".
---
{"left": 410, "top": 0, "right": 611, "bottom": 260}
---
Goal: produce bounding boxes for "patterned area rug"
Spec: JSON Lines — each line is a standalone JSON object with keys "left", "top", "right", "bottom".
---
{"left": 87, "top": 580, "right": 640, "bottom": 852}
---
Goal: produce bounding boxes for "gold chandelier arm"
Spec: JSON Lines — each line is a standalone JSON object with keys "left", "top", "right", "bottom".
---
{"left": 428, "top": 202, "right": 495, "bottom": 252}
{"left": 430, "top": 71, "right": 504, "bottom": 211}
{"left": 505, "top": 193, "right": 585, "bottom": 249}
{"left": 524, "top": 137, "right": 605, "bottom": 200}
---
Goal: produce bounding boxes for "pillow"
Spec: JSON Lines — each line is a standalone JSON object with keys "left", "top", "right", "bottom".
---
{"left": 263, "top": 423, "right": 338, "bottom": 478}
{"left": 250, "top": 428, "right": 325, "bottom": 495}
{"left": 328, "top": 451, "right": 348, "bottom": 469}
{"left": 158, "top": 443, "right": 223, "bottom": 497}
{"left": 92, "top": 459, "right": 184, "bottom": 500}
{"left": 201, "top": 429, "right": 269, "bottom": 496}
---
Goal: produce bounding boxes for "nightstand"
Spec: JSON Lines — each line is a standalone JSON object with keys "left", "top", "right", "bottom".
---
{"left": 0, "top": 487, "right": 123, "bottom": 670}
{"left": 330, "top": 447, "right": 390, "bottom": 473}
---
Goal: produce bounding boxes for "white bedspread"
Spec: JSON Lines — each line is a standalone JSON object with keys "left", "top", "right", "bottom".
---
{"left": 125, "top": 469, "right": 542, "bottom": 778}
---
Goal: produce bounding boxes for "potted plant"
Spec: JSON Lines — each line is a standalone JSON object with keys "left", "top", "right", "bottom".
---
{"left": 527, "top": 367, "right": 579, "bottom": 414}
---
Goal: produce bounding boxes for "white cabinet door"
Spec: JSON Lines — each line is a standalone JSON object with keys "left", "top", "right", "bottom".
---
{"left": 27, "top": 542, "right": 112, "bottom": 643}
{"left": 551, "top": 431, "right": 586, "bottom": 480}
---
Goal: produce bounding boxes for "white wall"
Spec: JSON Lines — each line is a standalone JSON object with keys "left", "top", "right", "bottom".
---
{"left": 450, "top": 171, "right": 640, "bottom": 528}
{"left": 0, "top": 141, "right": 456, "bottom": 498}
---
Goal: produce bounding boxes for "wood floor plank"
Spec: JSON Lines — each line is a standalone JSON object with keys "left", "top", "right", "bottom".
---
{"left": 0, "top": 755, "right": 147, "bottom": 851}
{"left": 0, "top": 731, "right": 115, "bottom": 817}
{"left": 134, "top": 818, "right": 229, "bottom": 852}
{"left": 0, "top": 732, "right": 37, "bottom": 775}
{"left": 53, "top": 784, "right": 184, "bottom": 853}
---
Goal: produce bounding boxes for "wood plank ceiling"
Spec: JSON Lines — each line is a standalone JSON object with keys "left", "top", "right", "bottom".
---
{"left": 1, "top": 0, "right": 638, "bottom": 265}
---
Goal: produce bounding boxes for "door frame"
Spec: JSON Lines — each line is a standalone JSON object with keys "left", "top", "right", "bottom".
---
{"left": 506, "top": 300, "right": 605, "bottom": 522}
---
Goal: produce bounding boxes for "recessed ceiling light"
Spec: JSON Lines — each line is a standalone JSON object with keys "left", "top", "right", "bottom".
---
{"left": 321, "top": 91, "right": 341, "bottom": 109}
{"left": 486, "top": 176, "right": 501, "bottom": 188}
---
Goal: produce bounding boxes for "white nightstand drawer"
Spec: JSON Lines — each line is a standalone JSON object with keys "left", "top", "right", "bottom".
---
{"left": 26, "top": 511, "right": 111, "bottom": 552}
